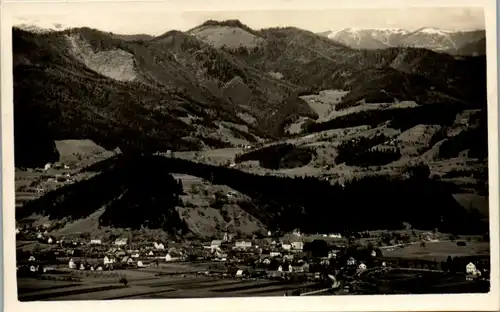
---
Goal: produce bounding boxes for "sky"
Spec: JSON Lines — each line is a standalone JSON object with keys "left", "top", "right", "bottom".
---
{"left": 12, "top": 7, "right": 485, "bottom": 36}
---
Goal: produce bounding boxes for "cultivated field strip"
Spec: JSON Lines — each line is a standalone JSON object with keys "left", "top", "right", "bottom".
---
{"left": 18, "top": 285, "right": 125, "bottom": 301}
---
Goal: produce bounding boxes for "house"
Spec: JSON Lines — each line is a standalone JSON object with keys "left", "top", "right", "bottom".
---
{"left": 114, "top": 238, "right": 128, "bottom": 246}
{"left": 370, "top": 250, "right": 377, "bottom": 257}
{"left": 267, "top": 231, "right": 272, "bottom": 237}
{"left": 148, "top": 251, "right": 155, "bottom": 256}
{"left": 281, "top": 242, "right": 292, "bottom": 251}
{"left": 103, "top": 256, "right": 115, "bottom": 265}
{"left": 90, "top": 239, "right": 102, "bottom": 245}
{"left": 358, "top": 263, "right": 367, "bottom": 271}
{"left": 137, "top": 260, "right": 145, "bottom": 268}
{"left": 235, "top": 240, "right": 252, "bottom": 249}
{"left": 291, "top": 241, "right": 304, "bottom": 251}
{"left": 302, "top": 262, "right": 310, "bottom": 273}
{"left": 166, "top": 250, "right": 183, "bottom": 262}
{"left": 29, "top": 256, "right": 36, "bottom": 262}
{"left": 288, "top": 264, "right": 293, "bottom": 273}
{"left": 36, "top": 233, "right": 43, "bottom": 240}
{"left": 131, "top": 253, "right": 140, "bottom": 258}
{"left": 211, "top": 240, "right": 223, "bottom": 249}
{"left": 277, "top": 265, "right": 283, "bottom": 272}
{"left": 30, "top": 265, "right": 37, "bottom": 272}
{"left": 347, "top": 257, "right": 356, "bottom": 266}
{"left": 96, "top": 266, "right": 103, "bottom": 271}
{"left": 320, "top": 258, "right": 330, "bottom": 266}
{"left": 270, "top": 251, "right": 281, "bottom": 258}
{"left": 202, "top": 242, "right": 212, "bottom": 249}
{"left": 79, "top": 263, "right": 85, "bottom": 270}
{"left": 68, "top": 259, "right": 76, "bottom": 269}
{"left": 47, "top": 237, "right": 54, "bottom": 244}
{"left": 466, "top": 262, "right": 477, "bottom": 274}
{"left": 328, "top": 251, "right": 338, "bottom": 259}
{"left": 154, "top": 242, "right": 165, "bottom": 250}
{"left": 292, "top": 229, "right": 302, "bottom": 237}
{"left": 262, "top": 258, "right": 271, "bottom": 265}
{"left": 283, "top": 254, "right": 294, "bottom": 262}
{"left": 15, "top": 228, "right": 20, "bottom": 235}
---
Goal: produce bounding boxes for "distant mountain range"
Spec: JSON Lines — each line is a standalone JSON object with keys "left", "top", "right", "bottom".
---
{"left": 319, "top": 27, "right": 486, "bottom": 55}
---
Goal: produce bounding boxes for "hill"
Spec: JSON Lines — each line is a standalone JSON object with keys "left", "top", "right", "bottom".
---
{"left": 195, "top": 22, "right": 486, "bottom": 110}
{"left": 14, "top": 20, "right": 489, "bottom": 240}
{"left": 16, "top": 155, "right": 488, "bottom": 238}
{"left": 13, "top": 26, "right": 315, "bottom": 168}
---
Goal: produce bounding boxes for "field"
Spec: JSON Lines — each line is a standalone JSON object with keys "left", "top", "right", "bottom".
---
{"left": 18, "top": 263, "right": 318, "bottom": 301}
{"left": 356, "top": 268, "right": 490, "bottom": 294}
{"left": 381, "top": 241, "right": 490, "bottom": 261}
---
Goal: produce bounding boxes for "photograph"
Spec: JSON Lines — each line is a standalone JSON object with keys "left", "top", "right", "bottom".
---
{"left": 1, "top": 0, "right": 498, "bottom": 310}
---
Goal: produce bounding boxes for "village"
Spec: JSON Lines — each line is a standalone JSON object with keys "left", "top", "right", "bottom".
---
{"left": 16, "top": 224, "right": 491, "bottom": 299}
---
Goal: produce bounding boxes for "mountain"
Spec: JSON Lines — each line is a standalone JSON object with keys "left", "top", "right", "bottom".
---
{"left": 13, "top": 26, "right": 315, "bottom": 167}
{"left": 14, "top": 20, "right": 489, "bottom": 239}
{"left": 321, "top": 27, "right": 486, "bottom": 55}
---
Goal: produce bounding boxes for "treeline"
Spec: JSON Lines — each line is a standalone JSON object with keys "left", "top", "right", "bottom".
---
{"left": 305, "top": 103, "right": 465, "bottom": 134}
{"left": 234, "top": 143, "right": 314, "bottom": 169}
{"left": 438, "top": 121, "right": 488, "bottom": 160}
{"left": 335, "top": 134, "right": 401, "bottom": 167}
{"left": 83, "top": 155, "right": 487, "bottom": 235}
{"left": 17, "top": 155, "right": 188, "bottom": 235}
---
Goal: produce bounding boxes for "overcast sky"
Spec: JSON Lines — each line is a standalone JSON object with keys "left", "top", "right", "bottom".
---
{"left": 13, "top": 7, "right": 485, "bottom": 35}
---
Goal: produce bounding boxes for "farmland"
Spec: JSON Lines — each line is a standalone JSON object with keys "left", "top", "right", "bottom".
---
{"left": 18, "top": 263, "right": 320, "bottom": 301}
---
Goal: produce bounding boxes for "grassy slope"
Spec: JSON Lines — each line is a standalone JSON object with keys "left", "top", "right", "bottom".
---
{"left": 13, "top": 26, "right": 315, "bottom": 167}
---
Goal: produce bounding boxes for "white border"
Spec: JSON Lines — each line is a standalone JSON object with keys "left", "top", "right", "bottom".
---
{"left": 1, "top": 1, "right": 499, "bottom": 312}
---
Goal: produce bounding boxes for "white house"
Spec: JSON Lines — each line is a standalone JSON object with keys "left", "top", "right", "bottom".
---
{"left": 267, "top": 231, "right": 272, "bottom": 237}
{"left": 29, "top": 256, "right": 36, "bottom": 262}
{"left": 90, "top": 239, "right": 102, "bottom": 245}
{"left": 166, "top": 251, "right": 182, "bottom": 262}
{"left": 43, "top": 163, "right": 52, "bottom": 171}
{"left": 68, "top": 258, "right": 76, "bottom": 269}
{"left": 103, "top": 256, "right": 114, "bottom": 265}
{"left": 15, "top": 228, "right": 20, "bottom": 235}
{"left": 30, "top": 265, "right": 37, "bottom": 272}
{"left": 235, "top": 240, "right": 252, "bottom": 249}
{"left": 79, "top": 263, "right": 85, "bottom": 270}
{"left": 47, "top": 237, "right": 54, "bottom": 244}
{"left": 114, "top": 238, "right": 128, "bottom": 246}
{"left": 36, "top": 233, "right": 43, "bottom": 240}
{"left": 131, "top": 253, "right": 140, "bottom": 258}
{"left": 466, "top": 262, "right": 477, "bottom": 274}
{"left": 148, "top": 251, "right": 155, "bottom": 256}
{"left": 370, "top": 250, "right": 377, "bottom": 257}
{"left": 358, "top": 263, "right": 367, "bottom": 271}
{"left": 288, "top": 264, "right": 293, "bottom": 273}
{"left": 328, "top": 251, "right": 338, "bottom": 259}
{"left": 270, "top": 251, "right": 281, "bottom": 258}
{"left": 154, "top": 243, "right": 165, "bottom": 250}
{"left": 137, "top": 261, "right": 145, "bottom": 268}
{"left": 96, "top": 266, "right": 103, "bottom": 271}
{"left": 262, "top": 258, "right": 271, "bottom": 265}
{"left": 291, "top": 241, "right": 304, "bottom": 251}
{"left": 277, "top": 265, "right": 283, "bottom": 272}
{"left": 281, "top": 243, "right": 292, "bottom": 251}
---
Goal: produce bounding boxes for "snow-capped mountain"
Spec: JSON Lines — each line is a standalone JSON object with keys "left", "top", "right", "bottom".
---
{"left": 13, "top": 16, "right": 74, "bottom": 34}
{"left": 320, "top": 27, "right": 486, "bottom": 55}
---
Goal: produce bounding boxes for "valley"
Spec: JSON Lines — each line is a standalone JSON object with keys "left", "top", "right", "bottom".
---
{"left": 12, "top": 17, "right": 490, "bottom": 299}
